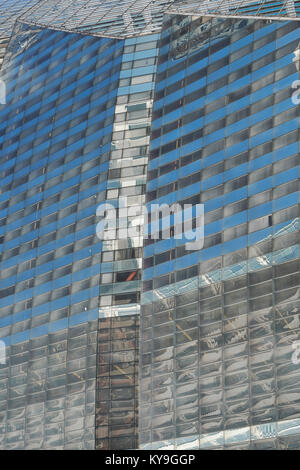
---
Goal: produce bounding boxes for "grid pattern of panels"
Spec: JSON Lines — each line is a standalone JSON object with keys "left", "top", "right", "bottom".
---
{"left": 0, "top": 0, "right": 41, "bottom": 72}
{"left": 19, "top": 0, "right": 180, "bottom": 38}
{"left": 0, "top": 22, "right": 123, "bottom": 449}
{"left": 99, "top": 34, "right": 159, "bottom": 319}
{"left": 96, "top": 315, "right": 139, "bottom": 450}
{"left": 0, "top": 322, "right": 98, "bottom": 449}
{"left": 140, "top": 14, "right": 300, "bottom": 449}
{"left": 0, "top": 37, "right": 8, "bottom": 70}
{"left": 0, "top": 0, "right": 40, "bottom": 36}
{"left": 222, "top": 433, "right": 300, "bottom": 448}
{"left": 171, "top": 0, "right": 300, "bottom": 18}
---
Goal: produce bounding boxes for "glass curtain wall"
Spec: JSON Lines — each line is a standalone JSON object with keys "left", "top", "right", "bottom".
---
{"left": 140, "top": 14, "right": 300, "bottom": 450}
{"left": 0, "top": 22, "right": 123, "bottom": 449}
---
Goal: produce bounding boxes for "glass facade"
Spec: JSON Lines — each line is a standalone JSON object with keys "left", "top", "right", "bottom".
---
{"left": 0, "top": 22, "right": 123, "bottom": 449}
{"left": 140, "top": 13, "right": 300, "bottom": 450}
{"left": 172, "top": 0, "right": 300, "bottom": 17}
{"left": 96, "top": 315, "right": 139, "bottom": 450}
{"left": 0, "top": 0, "right": 40, "bottom": 69}
{"left": 98, "top": 33, "right": 159, "bottom": 320}
{"left": 0, "top": 4, "right": 160, "bottom": 449}
{"left": 19, "top": 0, "right": 182, "bottom": 38}
{"left": 1, "top": 0, "right": 300, "bottom": 451}
{"left": 96, "top": 33, "right": 160, "bottom": 450}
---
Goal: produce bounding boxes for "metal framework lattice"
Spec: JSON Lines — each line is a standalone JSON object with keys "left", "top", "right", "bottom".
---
{"left": 2, "top": 1, "right": 300, "bottom": 41}
{"left": 0, "top": 0, "right": 40, "bottom": 36}
{"left": 169, "top": 0, "right": 300, "bottom": 19}
{"left": 19, "top": 0, "right": 182, "bottom": 38}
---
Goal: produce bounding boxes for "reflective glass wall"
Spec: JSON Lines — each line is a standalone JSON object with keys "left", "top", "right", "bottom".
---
{"left": 0, "top": 20, "right": 161, "bottom": 449}
{"left": 95, "top": 33, "right": 160, "bottom": 450}
{"left": 96, "top": 315, "right": 139, "bottom": 450}
{"left": 0, "top": 22, "right": 123, "bottom": 449}
{"left": 98, "top": 33, "right": 159, "bottom": 320}
{"left": 140, "top": 14, "right": 300, "bottom": 450}
{"left": 0, "top": 0, "right": 40, "bottom": 70}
